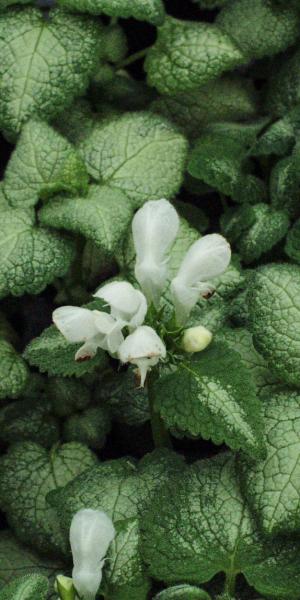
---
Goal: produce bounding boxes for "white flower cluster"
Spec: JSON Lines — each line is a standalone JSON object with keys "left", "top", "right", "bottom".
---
{"left": 53, "top": 199, "right": 231, "bottom": 385}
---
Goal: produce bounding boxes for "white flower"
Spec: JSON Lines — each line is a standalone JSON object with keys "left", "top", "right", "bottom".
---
{"left": 118, "top": 325, "right": 166, "bottom": 386}
{"left": 70, "top": 509, "right": 115, "bottom": 600}
{"left": 94, "top": 281, "right": 147, "bottom": 331}
{"left": 170, "top": 234, "right": 231, "bottom": 324}
{"left": 132, "top": 199, "right": 179, "bottom": 307}
{"left": 52, "top": 306, "right": 124, "bottom": 360}
{"left": 182, "top": 325, "right": 213, "bottom": 353}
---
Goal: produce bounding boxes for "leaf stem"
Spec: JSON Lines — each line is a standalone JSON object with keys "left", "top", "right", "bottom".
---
{"left": 147, "top": 372, "right": 172, "bottom": 449}
{"left": 116, "top": 46, "right": 152, "bottom": 69}
{"left": 224, "top": 571, "right": 237, "bottom": 597}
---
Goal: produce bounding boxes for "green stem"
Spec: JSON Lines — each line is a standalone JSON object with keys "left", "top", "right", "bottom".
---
{"left": 224, "top": 571, "right": 237, "bottom": 597}
{"left": 116, "top": 46, "right": 152, "bottom": 69}
{"left": 147, "top": 373, "right": 172, "bottom": 449}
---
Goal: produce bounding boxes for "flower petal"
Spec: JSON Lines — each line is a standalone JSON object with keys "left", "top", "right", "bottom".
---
{"left": 75, "top": 340, "right": 98, "bottom": 362}
{"left": 70, "top": 509, "right": 115, "bottom": 600}
{"left": 94, "top": 281, "right": 147, "bottom": 328}
{"left": 174, "top": 234, "right": 231, "bottom": 286}
{"left": 133, "top": 199, "right": 179, "bottom": 306}
{"left": 132, "top": 199, "right": 179, "bottom": 264}
{"left": 93, "top": 311, "right": 124, "bottom": 354}
{"left": 118, "top": 325, "right": 166, "bottom": 363}
{"left": 52, "top": 306, "right": 98, "bottom": 343}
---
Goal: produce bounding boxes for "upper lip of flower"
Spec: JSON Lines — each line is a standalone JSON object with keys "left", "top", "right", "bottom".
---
{"left": 132, "top": 198, "right": 180, "bottom": 307}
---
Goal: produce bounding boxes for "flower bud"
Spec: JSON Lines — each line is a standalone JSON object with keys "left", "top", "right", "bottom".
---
{"left": 182, "top": 325, "right": 213, "bottom": 353}
{"left": 55, "top": 575, "right": 76, "bottom": 600}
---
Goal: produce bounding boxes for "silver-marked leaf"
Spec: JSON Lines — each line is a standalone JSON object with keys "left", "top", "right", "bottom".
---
{"left": 239, "top": 391, "right": 300, "bottom": 536}
{"left": 0, "top": 209, "right": 75, "bottom": 299}
{"left": 0, "top": 441, "right": 97, "bottom": 556}
{"left": 145, "top": 17, "right": 244, "bottom": 94}
{"left": 57, "top": 0, "right": 165, "bottom": 25}
{"left": 79, "top": 111, "right": 188, "bottom": 208}
{"left": 39, "top": 185, "right": 133, "bottom": 257}
{"left": 4, "top": 120, "right": 88, "bottom": 208}
{"left": 0, "top": 8, "right": 103, "bottom": 135}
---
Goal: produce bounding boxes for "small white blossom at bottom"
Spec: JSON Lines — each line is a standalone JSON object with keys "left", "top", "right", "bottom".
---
{"left": 118, "top": 325, "right": 166, "bottom": 386}
{"left": 52, "top": 306, "right": 124, "bottom": 361}
{"left": 70, "top": 509, "right": 115, "bottom": 600}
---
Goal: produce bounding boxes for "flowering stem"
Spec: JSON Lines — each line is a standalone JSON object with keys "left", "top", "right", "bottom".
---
{"left": 116, "top": 47, "right": 152, "bottom": 69}
{"left": 224, "top": 571, "right": 237, "bottom": 597}
{"left": 147, "top": 372, "right": 172, "bottom": 449}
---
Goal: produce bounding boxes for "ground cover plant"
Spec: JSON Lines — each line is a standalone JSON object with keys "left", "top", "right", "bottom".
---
{"left": 1, "top": 0, "right": 300, "bottom": 598}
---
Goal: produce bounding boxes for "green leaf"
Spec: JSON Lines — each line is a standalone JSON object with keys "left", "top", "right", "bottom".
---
{"left": 54, "top": 99, "right": 99, "bottom": 147}
{"left": 270, "top": 155, "right": 300, "bottom": 219}
{"left": 63, "top": 405, "right": 111, "bottom": 449}
{"left": 285, "top": 218, "right": 300, "bottom": 263}
{"left": 0, "top": 398, "right": 59, "bottom": 448}
{"left": 140, "top": 453, "right": 263, "bottom": 585}
{"left": 153, "top": 342, "right": 265, "bottom": 458}
{"left": 0, "top": 339, "right": 29, "bottom": 401}
{"left": 154, "top": 585, "right": 211, "bottom": 599}
{"left": 0, "top": 531, "right": 64, "bottom": 591}
{"left": 173, "top": 201, "right": 209, "bottom": 234}
{"left": 0, "top": 441, "right": 97, "bottom": 556}
{"left": 0, "top": 185, "right": 9, "bottom": 211}
{"left": 79, "top": 111, "right": 188, "bottom": 208}
{"left": 145, "top": 17, "right": 244, "bottom": 94}
{"left": 250, "top": 111, "right": 300, "bottom": 157}
{"left": 0, "top": 208, "right": 75, "bottom": 299}
{"left": 220, "top": 204, "right": 289, "bottom": 264}
{"left": 0, "top": 8, "right": 103, "bottom": 136}
{"left": 57, "top": 0, "right": 165, "bottom": 25}
{"left": 24, "top": 323, "right": 108, "bottom": 378}
{"left": 188, "top": 125, "right": 267, "bottom": 204}
{"left": 39, "top": 185, "right": 133, "bottom": 257}
{"left": 151, "top": 76, "right": 257, "bottom": 138}
{"left": 265, "top": 48, "right": 300, "bottom": 117}
{"left": 244, "top": 539, "right": 300, "bottom": 600}
{"left": 216, "top": 0, "right": 300, "bottom": 60}
{"left": 99, "top": 370, "right": 150, "bottom": 427}
{"left": 248, "top": 264, "right": 300, "bottom": 386}
{"left": 102, "top": 518, "right": 151, "bottom": 600}
{"left": 239, "top": 391, "right": 300, "bottom": 536}
{"left": 0, "top": 574, "right": 48, "bottom": 600}
{"left": 94, "top": 73, "right": 154, "bottom": 113}
{"left": 215, "top": 328, "right": 278, "bottom": 396}
{"left": 3, "top": 120, "right": 88, "bottom": 208}
{"left": 187, "top": 295, "right": 229, "bottom": 334}
{"left": 47, "top": 377, "right": 91, "bottom": 418}
{"left": 48, "top": 449, "right": 185, "bottom": 539}
{"left": 100, "top": 24, "right": 128, "bottom": 64}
